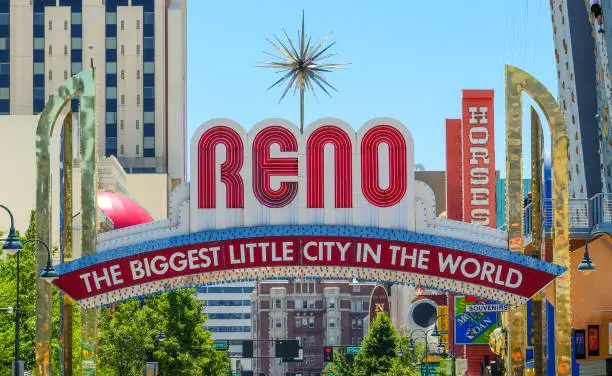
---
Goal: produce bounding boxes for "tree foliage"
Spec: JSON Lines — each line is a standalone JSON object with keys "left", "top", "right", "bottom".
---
{"left": 353, "top": 313, "right": 398, "bottom": 376}
{"left": 98, "top": 289, "right": 229, "bottom": 376}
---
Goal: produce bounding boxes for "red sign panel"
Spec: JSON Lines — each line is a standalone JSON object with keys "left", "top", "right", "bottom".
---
{"left": 369, "top": 285, "right": 390, "bottom": 320}
{"left": 462, "top": 90, "right": 496, "bottom": 227}
{"left": 54, "top": 235, "right": 557, "bottom": 302}
{"left": 445, "top": 118, "right": 463, "bottom": 221}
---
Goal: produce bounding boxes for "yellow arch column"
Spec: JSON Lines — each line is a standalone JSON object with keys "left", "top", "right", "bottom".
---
{"left": 35, "top": 68, "right": 97, "bottom": 375}
{"left": 505, "top": 65, "right": 570, "bottom": 375}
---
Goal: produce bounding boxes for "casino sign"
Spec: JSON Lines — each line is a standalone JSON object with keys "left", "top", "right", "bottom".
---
{"left": 50, "top": 118, "right": 565, "bottom": 308}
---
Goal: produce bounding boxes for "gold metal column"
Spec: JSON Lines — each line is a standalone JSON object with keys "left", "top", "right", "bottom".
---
{"left": 505, "top": 65, "right": 527, "bottom": 375}
{"left": 530, "top": 107, "right": 544, "bottom": 376}
{"left": 62, "top": 112, "right": 74, "bottom": 376}
{"left": 79, "top": 81, "right": 98, "bottom": 375}
{"left": 35, "top": 69, "right": 96, "bottom": 376}
{"left": 505, "top": 65, "right": 570, "bottom": 376}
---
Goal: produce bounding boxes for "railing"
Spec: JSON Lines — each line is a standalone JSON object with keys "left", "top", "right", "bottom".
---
{"left": 501, "top": 193, "right": 612, "bottom": 239}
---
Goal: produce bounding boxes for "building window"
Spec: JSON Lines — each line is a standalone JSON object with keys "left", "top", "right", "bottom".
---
{"left": 144, "top": 136, "right": 154, "bottom": 149}
{"left": 33, "top": 62, "right": 44, "bottom": 75}
{"left": 64, "top": 20, "right": 68, "bottom": 30}
{"left": 295, "top": 318, "right": 302, "bottom": 328}
{"left": 72, "top": 13, "right": 82, "bottom": 25}
{"left": 308, "top": 300, "right": 315, "bottom": 309}
{"left": 71, "top": 62, "right": 82, "bottom": 74}
{"left": 105, "top": 112, "right": 117, "bottom": 124}
{"left": 48, "top": 45, "right": 52, "bottom": 55}
{"left": 120, "top": 70, "right": 124, "bottom": 80}
{"left": 71, "top": 37, "right": 82, "bottom": 49}
{"left": 358, "top": 319, "right": 363, "bottom": 329}
{"left": 144, "top": 87, "right": 154, "bottom": 99}
{"left": 120, "top": 144, "right": 124, "bottom": 154}
{"left": 105, "top": 13, "right": 116, "bottom": 25}
{"left": 144, "top": 62, "right": 154, "bottom": 74}
{"left": 48, "top": 70, "right": 52, "bottom": 80}
{"left": 106, "top": 62, "right": 117, "bottom": 74}
{"left": 120, "top": 19, "right": 124, "bottom": 30}
{"left": 48, "top": 20, "right": 52, "bottom": 30}
{"left": 144, "top": 12, "right": 154, "bottom": 25}
{"left": 136, "top": 70, "right": 141, "bottom": 79}
{"left": 136, "top": 44, "right": 140, "bottom": 55}
{"left": 275, "top": 299, "right": 281, "bottom": 309}
{"left": 136, "top": 120, "right": 140, "bottom": 129}
{"left": 136, "top": 19, "right": 141, "bottom": 29}
{"left": 136, "top": 144, "right": 140, "bottom": 154}
{"left": 275, "top": 319, "right": 282, "bottom": 328}
{"left": 106, "top": 37, "right": 116, "bottom": 49}
{"left": 328, "top": 300, "right": 336, "bottom": 309}
{"left": 0, "top": 14, "right": 8, "bottom": 26}
{"left": 106, "top": 87, "right": 117, "bottom": 100}
{"left": 33, "top": 38, "right": 44, "bottom": 50}
{"left": 329, "top": 319, "right": 336, "bottom": 328}
{"left": 0, "top": 88, "right": 9, "bottom": 100}
{"left": 136, "top": 94, "right": 140, "bottom": 105}
{"left": 144, "top": 37, "right": 154, "bottom": 49}
{"left": 34, "top": 13, "right": 44, "bottom": 26}
{"left": 120, "top": 94, "right": 125, "bottom": 105}
{"left": 0, "top": 63, "right": 8, "bottom": 75}
{"left": 64, "top": 70, "right": 68, "bottom": 80}
{"left": 120, "top": 120, "right": 124, "bottom": 130}
{"left": 352, "top": 319, "right": 357, "bottom": 329}
{"left": 64, "top": 45, "right": 68, "bottom": 55}
{"left": 144, "top": 112, "right": 154, "bottom": 123}
{"left": 308, "top": 317, "right": 315, "bottom": 328}
{"left": 352, "top": 337, "right": 362, "bottom": 346}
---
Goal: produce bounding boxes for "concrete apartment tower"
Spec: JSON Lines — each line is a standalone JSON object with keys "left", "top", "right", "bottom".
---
{"left": 8, "top": 0, "right": 186, "bottom": 184}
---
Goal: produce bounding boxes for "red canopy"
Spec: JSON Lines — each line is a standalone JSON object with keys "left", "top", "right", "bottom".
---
{"left": 97, "top": 191, "right": 153, "bottom": 229}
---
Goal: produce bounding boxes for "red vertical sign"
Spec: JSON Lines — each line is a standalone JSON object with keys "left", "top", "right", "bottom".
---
{"left": 445, "top": 119, "right": 463, "bottom": 221}
{"left": 461, "top": 90, "right": 496, "bottom": 228}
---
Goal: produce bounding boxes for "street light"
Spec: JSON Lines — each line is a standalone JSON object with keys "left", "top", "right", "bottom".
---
{"left": 576, "top": 230, "right": 612, "bottom": 275}
{"left": 1, "top": 204, "right": 59, "bottom": 376}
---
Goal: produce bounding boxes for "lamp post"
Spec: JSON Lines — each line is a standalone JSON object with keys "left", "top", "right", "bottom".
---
{"left": 1, "top": 204, "right": 59, "bottom": 376}
{"left": 577, "top": 230, "right": 612, "bottom": 274}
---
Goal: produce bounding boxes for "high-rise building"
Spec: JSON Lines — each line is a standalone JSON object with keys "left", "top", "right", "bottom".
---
{"left": 251, "top": 280, "right": 375, "bottom": 376}
{"left": 198, "top": 282, "right": 256, "bottom": 375}
{"left": 8, "top": 0, "right": 186, "bottom": 180}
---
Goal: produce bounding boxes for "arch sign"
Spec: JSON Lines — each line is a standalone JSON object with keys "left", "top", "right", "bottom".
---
{"left": 51, "top": 118, "right": 565, "bottom": 309}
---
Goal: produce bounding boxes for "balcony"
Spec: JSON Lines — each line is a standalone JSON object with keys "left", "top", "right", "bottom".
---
{"left": 505, "top": 193, "right": 612, "bottom": 239}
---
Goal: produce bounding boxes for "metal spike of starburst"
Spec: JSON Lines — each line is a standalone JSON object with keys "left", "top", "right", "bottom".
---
{"left": 258, "top": 11, "right": 350, "bottom": 132}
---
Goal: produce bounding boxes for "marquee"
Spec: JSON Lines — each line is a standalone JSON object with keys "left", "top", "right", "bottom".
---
{"left": 50, "top": 118, "right": 565, "bottom": 308}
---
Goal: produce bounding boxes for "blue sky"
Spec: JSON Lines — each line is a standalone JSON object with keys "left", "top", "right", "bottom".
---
{"left": 186, "top": 1, "right": 556, "bottom": 177}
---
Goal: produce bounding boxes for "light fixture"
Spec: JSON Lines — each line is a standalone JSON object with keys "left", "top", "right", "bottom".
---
{"left": 0, "top": 204, "right": 23, "bottom": 255}
{"left": 156, "top": 331, "right": 166, "bottom": 342}
{"left": 438, "top": 337, "right": 445, "bottom": 350}
{"left": 578, "top": 243, "right": 596, "bottom": 275}
{"left": 407, "top": 338, "right": 415, "bottom": 352}
{"left": 431, "top": 323, "right": 440, "bottom": 337}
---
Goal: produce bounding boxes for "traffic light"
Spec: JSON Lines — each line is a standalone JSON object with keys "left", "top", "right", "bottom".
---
{"left": 242, "top": 340, "right": 253, "bottom": 358}
{"left": 324, "top": 346, "right": 334, "bottom": 362}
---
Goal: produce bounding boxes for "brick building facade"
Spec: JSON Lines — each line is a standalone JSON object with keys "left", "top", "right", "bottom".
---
{"left": 251, "top": 280, "right": 377, "bottom": 376}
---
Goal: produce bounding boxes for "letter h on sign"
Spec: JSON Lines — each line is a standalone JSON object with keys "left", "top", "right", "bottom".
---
{"left": 468, "top": 107, "right": 488, "bottom": 124}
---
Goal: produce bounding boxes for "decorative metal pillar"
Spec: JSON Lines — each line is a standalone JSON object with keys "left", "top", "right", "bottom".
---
{"left": 35, "top": 69, "right": 96, "bottom": 376}
{"left": 62, "top": 113, "right": 74, "bottom": 376}
{"left": 530, "top": 107, "right": 545, "bottom": 376}
{"left": 504, "top": 65, "right": 570, "bottom": 376}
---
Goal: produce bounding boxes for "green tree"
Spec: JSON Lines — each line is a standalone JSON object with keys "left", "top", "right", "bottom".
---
{"left": 353, "top": 314, "right": 398, "bottom": 376}
{"left": 98, "top": 289, "right": 229, "bottom": 376}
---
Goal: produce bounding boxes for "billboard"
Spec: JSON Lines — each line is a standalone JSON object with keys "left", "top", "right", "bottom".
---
{"left": 462, "top": 90, "right": 496, "bottom": 227}
{"left": 454, "top": 296, "right": 499, "bottom": 345}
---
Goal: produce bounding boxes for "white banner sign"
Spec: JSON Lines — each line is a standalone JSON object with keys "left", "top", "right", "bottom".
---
{"left": 465, "top": 303, "right": 508, "bottom": 313}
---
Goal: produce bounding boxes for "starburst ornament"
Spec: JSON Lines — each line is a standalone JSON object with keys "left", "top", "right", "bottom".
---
{"left": 259, "top": 12, "right": 350, "bottom": 132}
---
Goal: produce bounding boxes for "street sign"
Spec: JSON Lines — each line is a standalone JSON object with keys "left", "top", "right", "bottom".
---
{"left": 213, "top": 340, "right": 229, "bottom": 350}
{"left": 465, "top": 303, "right": 509, "bottom": 313}
{"left": 346, "top": 346, "right": 361, "bottom": 355}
